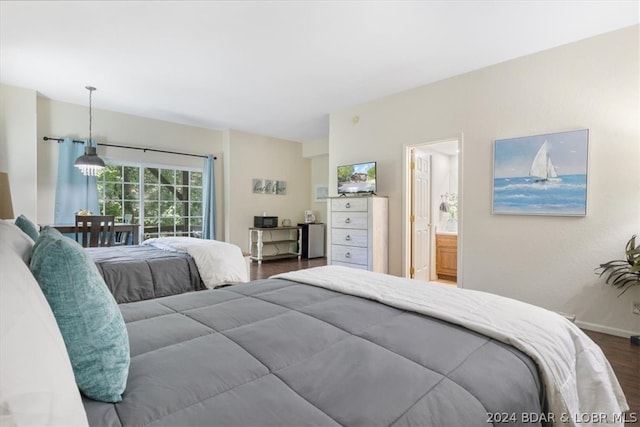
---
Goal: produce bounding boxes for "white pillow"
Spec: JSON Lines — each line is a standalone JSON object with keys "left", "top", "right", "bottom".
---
{"left": 0, "top": 220, "right": 34, "bottom": 264}
{"left": 0, "top": 243, "right": 89, "bottom": 427}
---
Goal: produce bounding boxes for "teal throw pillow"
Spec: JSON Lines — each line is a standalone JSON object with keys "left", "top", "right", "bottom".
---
{"left": 30, "top": 227, "right": 129, "bottom": 403}
{"left": 15, "top": 214, "right": 39, "bottom": 241}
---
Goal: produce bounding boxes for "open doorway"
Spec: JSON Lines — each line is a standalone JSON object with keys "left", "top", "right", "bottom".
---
{"left": 403, "top": 137, "right": 461, "bottom": 285}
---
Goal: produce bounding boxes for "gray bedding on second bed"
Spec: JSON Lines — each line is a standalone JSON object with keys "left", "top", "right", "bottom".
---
{"left": 82, "top": 277, "right": 545, "bottom": 427}
{"left": 86, "top": 245, "right": 204, "bottom": 303}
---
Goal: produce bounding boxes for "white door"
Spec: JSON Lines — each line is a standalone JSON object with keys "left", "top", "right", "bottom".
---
{"left": 411, "top": 149, "right": 431, "bottom": 280}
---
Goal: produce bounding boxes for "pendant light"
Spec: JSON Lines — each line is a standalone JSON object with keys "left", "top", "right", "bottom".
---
{"left": 74, "top": 86, "right": 105, "bottom": 176}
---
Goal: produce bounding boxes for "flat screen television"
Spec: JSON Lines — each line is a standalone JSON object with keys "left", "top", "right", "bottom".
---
{"left": 337, "top": 161, "right": 377, "bottom": 195}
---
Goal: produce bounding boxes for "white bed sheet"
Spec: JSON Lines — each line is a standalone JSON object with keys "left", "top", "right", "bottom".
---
{"left": 143, "top": 237, "right": 249, "bottom": 288}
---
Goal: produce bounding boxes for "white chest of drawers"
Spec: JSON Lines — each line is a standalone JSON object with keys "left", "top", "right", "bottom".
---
{"left": 327, "top": 196, "right": 388, "bottom": 272}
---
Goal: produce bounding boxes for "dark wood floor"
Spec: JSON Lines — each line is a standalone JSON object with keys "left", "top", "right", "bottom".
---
{"left": 251, "top": 258, "right": 640, "bottom": 416}
{"left": 249, "top": 256, "right": 327, "bottom": 281}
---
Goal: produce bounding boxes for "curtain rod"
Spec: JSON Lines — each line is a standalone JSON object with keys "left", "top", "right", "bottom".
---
{"left": 43, "top": 136, "right": 216, "bottom": 160}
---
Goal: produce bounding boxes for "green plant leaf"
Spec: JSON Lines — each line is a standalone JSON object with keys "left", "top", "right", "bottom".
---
{"left": 597, "top": 234, "right": 640, "bottom": 296}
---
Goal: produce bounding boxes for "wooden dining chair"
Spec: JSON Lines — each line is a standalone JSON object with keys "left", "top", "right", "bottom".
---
{"left": 111, "top": 229, "right": 131, "bottom": 246}
{"left": 75, "top": 215, "right": 115, "bottom": 247}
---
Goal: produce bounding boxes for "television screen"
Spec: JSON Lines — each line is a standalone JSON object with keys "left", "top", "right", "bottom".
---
{"left": 338, "top": 161, "right": 377, "bottom": 194}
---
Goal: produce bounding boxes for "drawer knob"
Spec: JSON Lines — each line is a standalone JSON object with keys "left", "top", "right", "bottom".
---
{"left": 345, "top": 252, "right": 351, "bottom": 258}
{"left": 345, "top": 202, "right": 351, "bottom": 208}
{"left": 345, "top": 235, "right": 351, "bottom": 241}
{"left": 345, "top": 218, "right": 351, "bottom": 224}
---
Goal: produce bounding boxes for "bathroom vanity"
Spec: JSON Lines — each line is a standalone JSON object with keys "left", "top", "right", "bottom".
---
{"left": 435, "top": 232, "right": 457, "bottom": 282}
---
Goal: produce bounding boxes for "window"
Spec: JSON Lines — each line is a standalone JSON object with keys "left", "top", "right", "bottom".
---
{"left": 97, "top": 164, "right": 203, "bottom": 240}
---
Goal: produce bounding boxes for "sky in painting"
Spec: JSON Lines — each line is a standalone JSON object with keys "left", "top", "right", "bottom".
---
{"left": 493, "top": 129, "right": 588, "bottom": 178}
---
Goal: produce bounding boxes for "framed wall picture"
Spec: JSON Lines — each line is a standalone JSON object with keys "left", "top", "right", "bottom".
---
{"left": 252, "top": 179, "right": 286, "bottom": 195}
{"left": 492, "top": 129, "right": 589, "bottom": 216}
{"left": 314, "top": 185, "right": 328, "bottom": 202}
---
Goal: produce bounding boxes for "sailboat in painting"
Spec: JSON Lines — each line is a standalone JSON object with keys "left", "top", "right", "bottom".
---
{"left": 493, "top": 129, "right": 588, "bottom": 215}
{"left": 529, "top": 141, "right": 561, "bottom": 183}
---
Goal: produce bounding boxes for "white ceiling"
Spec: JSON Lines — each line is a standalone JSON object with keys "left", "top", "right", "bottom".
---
{"left": 1, "top": 1, "right": 637, "bottom": 143}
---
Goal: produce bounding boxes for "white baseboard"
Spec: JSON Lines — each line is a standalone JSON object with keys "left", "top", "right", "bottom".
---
{"left": 575, "top": 320, "right": 638, "bottom": 339}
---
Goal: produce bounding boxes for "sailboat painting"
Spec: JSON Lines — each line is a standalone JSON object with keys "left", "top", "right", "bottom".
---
{"left": 493, "top": 129, "right": 588, "bottom": 216}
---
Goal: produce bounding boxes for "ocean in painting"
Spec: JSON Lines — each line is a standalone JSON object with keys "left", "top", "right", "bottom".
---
{"left": 492, "top": 174, "right": 587, "bottom": 215}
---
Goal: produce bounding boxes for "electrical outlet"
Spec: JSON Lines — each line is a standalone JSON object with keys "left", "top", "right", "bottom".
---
{"left": 633, "top": 301, "right": 640, "bottom": 316}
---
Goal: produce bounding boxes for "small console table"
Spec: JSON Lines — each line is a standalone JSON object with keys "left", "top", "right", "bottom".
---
{"left": 248, "top": 226, "right": 302, "bottom": 264}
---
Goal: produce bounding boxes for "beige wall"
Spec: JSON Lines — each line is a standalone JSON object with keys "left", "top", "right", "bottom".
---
{"left": 3, "top": 26, "right": 636, "bottom": 336}
{"left": 36, "top": 98, "right": 225, "bottom": 230}
{"left": 303, "top": 139, "right": 330, "bottom": 225}
{"left": 223, "top": 129, "right": 312, "bottom": 250}
{"left": 309, "top": 154, "right": 329, "bottom": 225}
{"left": 1, "top": 87, "right": 313, "bottom": 247}
{"left": 0, "top": 85, "right": 38, "bottom": 220}
{"left": 328, "top": 25, "right": 640, "bottom": 337}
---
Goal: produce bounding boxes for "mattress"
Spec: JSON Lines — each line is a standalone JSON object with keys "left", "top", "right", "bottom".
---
{"left": 82, "top": 278, "right": 544, "bottom": 426}
{"left": 86, "top": 245, "right": 204, "bottom": 303}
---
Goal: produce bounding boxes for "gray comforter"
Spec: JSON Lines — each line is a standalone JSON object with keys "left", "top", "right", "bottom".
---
{"left": 86, "top": 246, "right": 203, "bottom": 303}
{"left": 82, "top": 278, "right": 545, "bottom": 427}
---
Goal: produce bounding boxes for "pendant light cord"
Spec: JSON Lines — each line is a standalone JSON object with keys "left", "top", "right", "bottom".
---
{"left": 86, "top": 86, "right": 96, "bottom": 147}
{"left": 46, "top": 84, "right": 215, "bottom": 160}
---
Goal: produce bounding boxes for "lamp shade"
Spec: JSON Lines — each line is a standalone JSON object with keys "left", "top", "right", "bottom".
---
{"left": 74, "top": 146, "right": 105, "bottom": 176}
{"left": 0, "top": 172, "right": 15, "bottom": 219}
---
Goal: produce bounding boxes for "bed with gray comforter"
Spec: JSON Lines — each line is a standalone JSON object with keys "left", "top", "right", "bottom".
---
{"left": 82, "top": 277, "right": 544, "bottom": 427}
{"left": 86, "top": 246, "right": 203, "bottom": 303}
